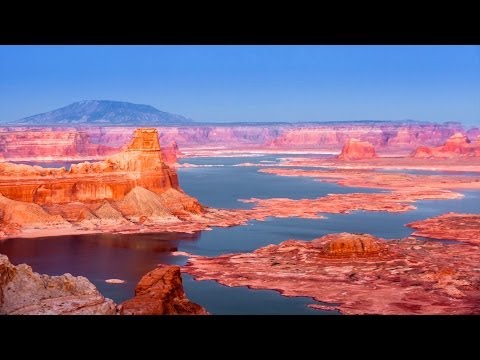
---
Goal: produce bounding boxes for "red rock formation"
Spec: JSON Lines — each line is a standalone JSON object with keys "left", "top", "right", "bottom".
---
{"left": 0, "top": 128, "right": 184, "bottom": 205}
{"left": 410, "top": 146, "right": 434, "bottom": 158}
{"left": 0, "top": 254, "right": 116, "bottom": 315}
{"left": 161, "top": 141, "right": 182, "bottom": 165}
{"left": 184, "top": 233, "right": 480, "bottom": 314}
{"left": 0, "top": 122, "right": 461, "bottom": 158}
{"left": 411, "top": 133, "right": 479, "bottom": 158}
{"left": 120, "top": 264, "right": 208, "bottom": 315}
{"left": 319, "top": 232, "right": 386, "bottom": 256}
{"left": 407, "top": 213, "right": 480, "bottom": 244}
{"left": 337, "top": 138, "right": 377, "bottom": 160}
{"left": 0, "top": 128, "right": 116, "bottom": 160}
{"left": 0, "top": 128, "right": 206, "bottom": 239}
{"left": 269, "top": 123, "right": 459, "bottom": 151}
{"left": 0, "top": 194, "right": 71, "bottom": 237}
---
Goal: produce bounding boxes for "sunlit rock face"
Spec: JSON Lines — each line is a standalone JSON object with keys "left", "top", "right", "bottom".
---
{"left": 0, "top": 128, "right": 204, "bottom": 238}
{"left": 0, "top": 128, "right": 181, "bottom": 205}
{"left": 337, "top": 139, "right": 377, "bottom": 160}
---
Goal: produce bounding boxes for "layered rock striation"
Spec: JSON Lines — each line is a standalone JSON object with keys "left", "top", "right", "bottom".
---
{"left": 0, "top": 128, "right": 203, "bottom": 238}
{"left": 0, "top": 122, "right": 465, "bottom": 158}
{"left": 0, "top": 129, "right": 182, "bottom": 204}
{"left": 407, "top": 213, "right": 480, "bottom": 244}
{"left": 0, "top": 128, "right": 116, "bottom": 160}
{"left": 184, "top": 232, "right": 480, "bottom": 314}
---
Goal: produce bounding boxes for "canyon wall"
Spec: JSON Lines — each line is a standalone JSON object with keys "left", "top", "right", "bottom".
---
{"left": 0, "top": 128, "right": 116, "bottom": 159}
{"left": 0, "top": 122, "right": 468, "bottom": 160}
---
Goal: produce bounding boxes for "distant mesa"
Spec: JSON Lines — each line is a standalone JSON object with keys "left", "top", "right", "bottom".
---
{"left": 8, "top": 100, "right": 193, "bottom": 126}
{"left": 337, "top": 138, "right": 377, "bottom": 160}
{"left": 411, "top": 132, "right": 479, "bottom": 158}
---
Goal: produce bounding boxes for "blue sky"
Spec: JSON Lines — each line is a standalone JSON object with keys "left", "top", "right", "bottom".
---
{"left": 0, "top": 45, "right": 478, "bottom": 126}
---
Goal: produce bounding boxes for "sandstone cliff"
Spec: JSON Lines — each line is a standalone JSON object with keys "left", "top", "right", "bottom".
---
{"left": 0, "top": 122, "right": 463, "bottom": 157}
{"left": 337, "top": 138, "right": 377, "bottom": 160}
{"left": 0, "top": 129, "right": 182, "bottom": 204}
{"left": 0, "top": 128, "right": 116, "bottom": 160}
{"left": 0, "top": 128, "right": 203, "bottom": 238}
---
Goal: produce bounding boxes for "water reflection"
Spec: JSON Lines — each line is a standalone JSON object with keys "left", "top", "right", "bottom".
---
{"left": 0, "top": 232, "right": 200, "bottom": 303}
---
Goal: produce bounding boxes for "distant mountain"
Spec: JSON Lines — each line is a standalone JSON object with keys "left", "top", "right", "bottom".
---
{"left": 10, "top": 100, "right": 193, "bottom": 126}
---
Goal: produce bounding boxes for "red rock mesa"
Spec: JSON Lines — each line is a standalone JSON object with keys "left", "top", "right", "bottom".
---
{"left": 337, "top": 138, "right": 377, "bottom": 160}
{"left": 411, "top": 133, "right": 479, "bottom": 158}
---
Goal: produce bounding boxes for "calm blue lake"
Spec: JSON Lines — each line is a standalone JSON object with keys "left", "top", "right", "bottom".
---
{"left": 1, "top": 154, "right": 479, "bottom": 314}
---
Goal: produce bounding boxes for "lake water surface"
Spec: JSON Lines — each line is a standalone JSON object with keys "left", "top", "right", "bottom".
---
{"left": 1, "top": 154, "right": 479, "bottom": 314}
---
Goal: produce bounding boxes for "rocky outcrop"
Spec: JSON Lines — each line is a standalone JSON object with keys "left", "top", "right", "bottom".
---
{"left": 337, "top": 139, "right": 377, "bottom": 160}
{"left": 120, "top": 265, "right": 208, "bottom": 315}
{"left": 0, "top": 254, "right": 116, "bottom": 315}
{"left": 0, "top": 128, "right": 183, "bottom": 204}
{"left": 0, "top": 128, "right": 204, "bottom": 239}
{"left": 185, "top": 232, "right": 480, "bottom": 314}
{"left": 407, "top": 213, "right": 480, "bottom": 244}
{"left": 317, "top": 232, "right": 385, "bottom": 256}
{"left": 411, "top": 133, "right": 479, "bottom": 158}
{"left": 0, "top": 254, "right": 209, "bottom": 315}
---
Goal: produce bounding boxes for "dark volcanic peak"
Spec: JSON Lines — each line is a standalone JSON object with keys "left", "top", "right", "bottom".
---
{"left": 11, "top": 100, "right": 193, "bottom": 126}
